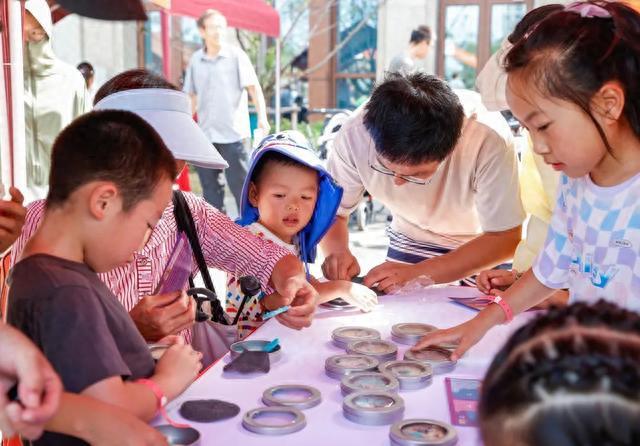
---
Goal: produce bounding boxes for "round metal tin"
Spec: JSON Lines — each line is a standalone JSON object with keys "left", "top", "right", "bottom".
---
{"left": 340, "top": 372, "right": 400, "bottom": 396}
{"left": 391, "top": 323, "right": 437, "bottom": 345}
{"left": 390, "top": 419, "right": 458, "bottom": 446}
{"left": 320, "top": 298, "right": 356, "bottom": 310}
{"left": 230, "top": 339, "right": 282, "bottom": 363}
{"left": 379, "top": 360, "right": 433, "bottom": 390}
{"left": 325, "top": 354, "right": 380, "bottom": 380}
{"left": 403, "top": 347, "right": 457, "bottom": 374}
{"left": 346, "top": 339, "right": 398, "bottom": 363}
{"left": 331, "top": 326, "right": 381, "bottom": 349}
{"left": 262, "top": 385, "right": 322, "bottom": 410}
{"left": 242, "top": 407, "right": 306, "bottom": 435}
{"left": 342, "top": 391, "right": 405, "bottom": 425}
{"left": 155, "top": 425, "right": 201, "bottom": 445}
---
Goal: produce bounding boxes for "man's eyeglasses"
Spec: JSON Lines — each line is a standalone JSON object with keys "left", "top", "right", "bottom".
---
{"left": 369, "top": 159, "right": 439, "bottom": 185}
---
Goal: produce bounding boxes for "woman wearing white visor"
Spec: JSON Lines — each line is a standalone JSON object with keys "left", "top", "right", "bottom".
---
{"left": 10, "top": 69, "right": 318, "bottom": 354}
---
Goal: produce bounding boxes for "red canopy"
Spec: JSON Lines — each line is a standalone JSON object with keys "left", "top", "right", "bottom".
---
{"left": 169, "top": 0, "right": 280, "bottom": 37}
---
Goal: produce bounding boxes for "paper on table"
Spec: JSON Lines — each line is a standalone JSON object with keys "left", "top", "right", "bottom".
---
{"left": 155, "top": 232, "right": 194, "bottom": 294}
{"left": 445, "top": 377, "right": 482, "bottom": 427}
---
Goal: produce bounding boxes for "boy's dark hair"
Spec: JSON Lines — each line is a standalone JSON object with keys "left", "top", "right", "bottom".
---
{"left": 479, "top": 300, "right": 640, "bottom": 446}
{"left": 504, "top": 1, "right": 640, "bottom": 150}
{"left": 47, "top": 110, "right": 177, "bottom": 211}
{"left": 251, "top": 152, "right": 315, "bottom": 185}
{"left": 363, "top": 72, "right": 464, "bottom": 164}
{"left": 410, "top": 25, "right": 431, "bottom": 45}
{"left": 94, "top": 68, "right": 179, "bottom": 106}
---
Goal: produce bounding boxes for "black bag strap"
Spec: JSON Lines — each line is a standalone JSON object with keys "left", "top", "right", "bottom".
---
{"left": 172, "top": 190, "right": 228, "bottom": 324}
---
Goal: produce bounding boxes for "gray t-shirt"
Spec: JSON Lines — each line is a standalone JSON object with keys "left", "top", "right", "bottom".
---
{"left": 183, "top": 46, "right": 259, "bottom": 143}
{"left": 8, "top": 254, "right": 155, "bottom": 446}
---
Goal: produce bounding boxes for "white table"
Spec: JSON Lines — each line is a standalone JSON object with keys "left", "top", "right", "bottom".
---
{"left": 155, "top": 286, "right": 537, "bottom": 445}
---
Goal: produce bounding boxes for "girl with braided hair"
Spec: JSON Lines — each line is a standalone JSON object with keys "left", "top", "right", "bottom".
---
{"left": 415, "top": 1, "right": 640, "bottom": 359}
{"left": 479, "top": 300, "right": 640, "bottom": 446}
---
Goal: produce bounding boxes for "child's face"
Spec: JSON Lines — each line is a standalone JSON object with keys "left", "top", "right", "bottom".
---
{"left": 507, "top": 78, "right": 608, "bottom": 178}
{"left": 249, "top": 162, "right": 319, "bottom": 244}
{"left": 87, "top": 177, "right": 173, "bottom": 272}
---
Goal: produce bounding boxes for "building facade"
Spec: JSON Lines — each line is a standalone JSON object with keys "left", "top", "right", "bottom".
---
{"left": 308, "top": 0, "right": 566, "bottom": 110}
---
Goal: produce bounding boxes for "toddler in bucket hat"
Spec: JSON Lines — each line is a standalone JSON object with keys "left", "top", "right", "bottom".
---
{"left": 228, "top": 131, "right": 378, "bottom": 337}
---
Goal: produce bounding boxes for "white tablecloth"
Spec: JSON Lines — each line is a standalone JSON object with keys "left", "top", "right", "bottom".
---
{"left": 155, "top": 286, "right": 538, "bottom": 445}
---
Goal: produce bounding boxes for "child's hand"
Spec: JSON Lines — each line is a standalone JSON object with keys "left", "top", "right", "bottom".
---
{"left": 339, "top": 282, "right": 377, "bottom": 312}
{"left": 154, "top": 344, "right": 202, "bottom": 401}
{"left": 0, "top": 324, "right": 62, "bottom": 440}
{"left": 412, "top": 316, "right": 494, "bottom": 361}
{"left": 477, "top": 269, "right": 518, "bottom": 294}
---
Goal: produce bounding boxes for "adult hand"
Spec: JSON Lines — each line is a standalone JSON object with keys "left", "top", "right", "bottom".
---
{"left": 476, "top": 269, "right": 518, "bottom": 294}
{"left": 364, "top": 261, "right": 422, "bottom": 294}
{"left": 0, "top": 324, "right": 62, "bottom": 440}
{"left": 412, "top": 316, "right": 494, "bottom": 361}
{"left": 0, "top": 187, "right": 26, "bottom": 253}
{"left": 321, "top": 250, "right": 360, "bottom": 280}
{"left": 275, "top": 283, "right": 318, "bottom": 330}
{"left": 129, "top": 291, "right": 196, "bottom": 342}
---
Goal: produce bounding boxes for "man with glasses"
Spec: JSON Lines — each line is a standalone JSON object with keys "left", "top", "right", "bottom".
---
{"left": 321, "top": 73, "right": 524, "bottom": 293}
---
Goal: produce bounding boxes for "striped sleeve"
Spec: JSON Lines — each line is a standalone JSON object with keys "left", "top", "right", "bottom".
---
{"left": 10, "top": 200, "right": 46, "bottom": 268}
{"left": 183, "top": 193, "right": 291, "bottom": 295}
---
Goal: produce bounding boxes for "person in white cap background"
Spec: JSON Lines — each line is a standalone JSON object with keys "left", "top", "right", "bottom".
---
{"left": 23, "top": 0, "right": 88, "bottom": 192}
{"left": 183, "top": 9, "right": 270, "bottom": 215}
{"left": 9, "top": 70, "right": 318, "bottom": 366}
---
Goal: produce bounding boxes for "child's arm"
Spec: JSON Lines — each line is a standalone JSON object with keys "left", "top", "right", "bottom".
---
{"left": 0, "top": 323, "right": 62, "bottom": 440}
{"left": 413, "top": 270, "right": 554, "bottom": 359}
{"left": 45, "top": 393, "right": 168, "bottom": 446}
{"left": 310, "top": 278, "right": 377, "bottom": 312}
{"left": 81, "top": 342, "right": 202, "bottom": 421}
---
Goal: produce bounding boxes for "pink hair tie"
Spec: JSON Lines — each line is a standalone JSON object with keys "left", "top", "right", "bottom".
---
{"left": 565, "top": 2, "right": 612, "bottom": 18}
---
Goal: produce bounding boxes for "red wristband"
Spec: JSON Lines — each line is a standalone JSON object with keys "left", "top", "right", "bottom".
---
{"left": 491, "top": 295, "right": 513, "bottom": 323}
{"left": 136, "top": 378, "right": 189, "bottom": 428}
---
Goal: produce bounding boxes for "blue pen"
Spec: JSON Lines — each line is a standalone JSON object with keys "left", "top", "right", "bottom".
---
{"left": 263, "top": 305, "right": 290, "bottom": 320}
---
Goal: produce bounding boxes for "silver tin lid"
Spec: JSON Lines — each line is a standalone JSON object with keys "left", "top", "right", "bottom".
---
{"left": 155, "top": 425, "right": 201, "bottom": 446}
{"left": 242, "top": 407, "right": 306, "bottom": 435}
{"left": 390, "top": 419, "right": 458, "bottom": 446}
{"left": 262, "top": 385, "right": 322, "bottom": 410}
{"left": 320, "top": 298, "right": 356, "bottom": 310}
{"left": 343, "top": 391, "right": 405, "bottom": 426}
{"left": 391, "top": 323, "right": 437, "bottom": 345}
{"left": 230, "top": 339, "right": 282, "bottom": 363}
{"left": 403, "top": 347, "right": 457, "bottom": 374}
{"left": 325, "top": 354, "right": 380, "bottom": 380}
{"left": 332, "top": 326, "right": 381, "bottom": 349}
{"left": 379, "top": 360, "right": 433, "bottom": 391}
{"left": 340, "top": 372, "right": 400, "bottom": 396}
{"left": 346, "top": 339, "right": 398, "bottom": 363}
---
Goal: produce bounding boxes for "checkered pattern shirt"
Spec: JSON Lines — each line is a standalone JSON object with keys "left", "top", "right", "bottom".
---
{"left": 10, "top": 194, "right": 291, "bottom": 342}
{"left": 533, "top": 173, "right": 640, "bottom": 311}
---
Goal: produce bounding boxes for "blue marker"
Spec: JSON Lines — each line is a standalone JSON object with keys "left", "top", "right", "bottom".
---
{"left": 262, "top": 306, "right": 290, "bottom": 320}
